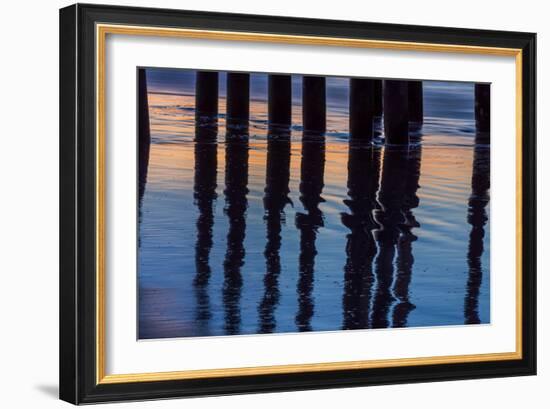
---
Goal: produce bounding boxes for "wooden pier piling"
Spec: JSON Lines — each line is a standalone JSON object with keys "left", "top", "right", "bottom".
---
{"left": 373, "top": 79, "right": 383, "bottom": 117}
{"left": 475, "top": 83, "right": 490, "bottom": 139}
{"left": 349, "top": 78, "right": 375, "bottom": 141}
{"left": 268, "top": 75, "right": 292, "bottom": 129}
{"left": 227, "top": 73, "right": 250, "bottom": 127}
{"left": 383, "top": 80, "right": 409, "bottom": 144}
{"left": 138, "top": 68, "right": 151, "bottom": 200}
{"left": 195, "top": 71, "right": 219, "bottom": 119}
{"left": 302, "top": 76, "right": 326, "bottom": 133}
{"left": 408, "top": 80, "right": 423, "bottom": 125}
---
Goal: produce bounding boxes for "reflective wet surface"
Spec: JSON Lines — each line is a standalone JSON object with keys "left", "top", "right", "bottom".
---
{"left": 138, "top": 72, "right": 490, "bottom": 339}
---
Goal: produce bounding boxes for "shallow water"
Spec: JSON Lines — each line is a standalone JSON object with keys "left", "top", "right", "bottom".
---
{"left": 138, "top": 73, "right": 490, "bottom": 339}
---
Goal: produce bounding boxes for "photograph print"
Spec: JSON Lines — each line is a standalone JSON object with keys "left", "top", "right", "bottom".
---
{"left": 137, "top": 68, "right": 491, "bottom": 340}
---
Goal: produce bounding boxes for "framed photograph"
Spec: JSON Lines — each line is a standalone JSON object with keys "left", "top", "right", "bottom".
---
{"left": 59, "top": 3, "right": 536, "bottom": 404}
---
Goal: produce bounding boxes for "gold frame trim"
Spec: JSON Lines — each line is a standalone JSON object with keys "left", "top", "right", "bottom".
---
{"left": 96, "top": 23, "right": 523, "bottom": 385}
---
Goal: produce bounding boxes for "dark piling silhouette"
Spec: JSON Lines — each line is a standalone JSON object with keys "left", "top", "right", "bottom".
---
{"left": 268, "top": 75, "right": 292, "bottom": 129}
{"left": 341, "top": 144, "right": 381, "bottom": 330}
{"left": 222, "top": 127, "right": 249, "bottom": 335}
{"left": 258, "top": 127, "right": 292, "bottom": 333}
{"left": 349, "top": 78, "right": 375, "bottom": 141}
{"left": 373, "top": 79, "right": 383, "bottom": 117}
{"left": 464, "top": 143, "right": 490, "bottom": 324}
{"left": 383, "top": 80, "right": 409, "bottom": 145}
{"left": 227, "top": 73, "right": 250, "bottom": 128}
{"left": 408, "top": 80, "right": 424, "bottom": 126}
{"left": 391, "top": 146, "right": 421, "bottom": 327}
{"left": 475, "top": 83, "right": 491, "bottom": 142}
{"left": 295, "top": 132, "right": 326, "bottom": 332}
{"left": 193, "top": 116, "right": 218, "bottom": 329}
{"left": 195, "top": 71, "right": 219, "bottom": 119}
{"left": 303, "top": 76, "right": 326, "bottom": 133}
{"left": 371, "top": 146, "right": 421, "bottom": 328}
{"left": 138, "top": 68, "right": 151, "bottom": 203}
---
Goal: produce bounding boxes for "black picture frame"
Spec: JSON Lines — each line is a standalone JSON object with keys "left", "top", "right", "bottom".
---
{"left": 60, "top": 3, "right": 536, "bottom": 404}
